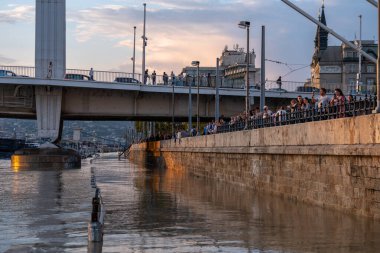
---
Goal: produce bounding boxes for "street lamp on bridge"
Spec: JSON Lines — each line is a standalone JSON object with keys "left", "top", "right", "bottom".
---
{"left": 191, "top": 60, "right": 200, "bottom": 135}
{"left": 238, "top": 21, "right": 251, "bottom": 129}
{"left": 132, "top": 26, "right": 136, "bottom": 80}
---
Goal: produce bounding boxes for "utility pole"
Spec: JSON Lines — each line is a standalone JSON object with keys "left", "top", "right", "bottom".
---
{"left": 196, "top": 64, "right": 200, "bottom": 134}
{"left": 238, "top": 21, "right": 250, "bottom": 129}
{"left": 133, "top": 26, "right": 136, "bottom": 80}
{"left": 246, "top": 25, "right": 250, "bottom": 129}
{"left": 376, "top": 1, "right": 380, "bottom": 113}
{"left": 142, "top": 3, "right": 147, "bottom": 84}
{"left": 357, "top": 15, "right": 362, "bottom": 93}
{"left": 260, "top": 26, "right": 266, "bottom": 112}
{"left": 171, "top": 83, "right": 175, "bottom": 138}
{"left": 215, "top": 58, "right": 220, "bottom": 121}
{"left": 188, "top": 74, "right": 192, "bottom": 136}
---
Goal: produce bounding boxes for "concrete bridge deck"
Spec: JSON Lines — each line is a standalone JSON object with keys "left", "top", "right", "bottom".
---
{"left": 0, "top": 76, "right": 311, "bottom": 122}
{"left": 0, "top": 76, "right": 315, "bottom": 98}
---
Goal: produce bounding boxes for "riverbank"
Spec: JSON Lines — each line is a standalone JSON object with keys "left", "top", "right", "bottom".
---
{"left": 129, "top": 114, "right": 380, "bottom": 219}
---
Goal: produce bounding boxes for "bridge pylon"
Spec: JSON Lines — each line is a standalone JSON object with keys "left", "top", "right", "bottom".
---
{"left": 35, "top": 0, "right": 66, "bottom": 142}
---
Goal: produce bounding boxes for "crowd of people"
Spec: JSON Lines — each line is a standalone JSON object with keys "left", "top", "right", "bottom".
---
{"left": 139, "top": 87, "right": 366, "bottom": 143}
{"left": 204, "top": 87, "right": 357, "bottom": 134}
{"left": 143, "top": 69, "right": 214, "bottom": 87}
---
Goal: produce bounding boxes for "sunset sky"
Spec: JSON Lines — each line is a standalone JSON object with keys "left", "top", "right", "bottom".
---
{"left": 0, "top": 0, "right": 377, "bottom": 82}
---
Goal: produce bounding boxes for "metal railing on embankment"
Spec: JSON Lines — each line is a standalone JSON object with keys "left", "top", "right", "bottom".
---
{"left": 217, "top": 95, "right": 377, "bottom": 134}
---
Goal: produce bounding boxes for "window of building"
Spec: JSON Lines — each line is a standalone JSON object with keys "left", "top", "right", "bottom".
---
{"left": 367, "top": 65, "right": 376, "bottom": 73}
{"left": 348, "top": 78, "right": 357, "bottom": 95}
{"left": 344, "top": 51, "right": 358, "bottom": 58}
{"left": 346, "top": 64, "right": 357, "bottom": 73}
{"left": 348, "top": 78, "right": 356, "bottom": 85}
{"left": 367, "top": 78, "right": 376, "bottom": 86}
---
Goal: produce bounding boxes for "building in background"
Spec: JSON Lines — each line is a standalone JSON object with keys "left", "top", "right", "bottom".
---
{"left": 310, "top": 3, "right": 378, "bottom": 95}
{"left": 221, "top": 45, "right": 260, "bottom": 89}
{"left": 182, "top": 44, "right": 260, "bottom": 89}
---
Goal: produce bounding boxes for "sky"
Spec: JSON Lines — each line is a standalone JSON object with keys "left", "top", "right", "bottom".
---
{"left": 0, "top": 0, "right": 377, "bottom": 82}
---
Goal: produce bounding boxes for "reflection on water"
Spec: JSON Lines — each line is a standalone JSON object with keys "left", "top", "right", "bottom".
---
{"left": 1, "top": 154, "right": 380, "bottom": 252}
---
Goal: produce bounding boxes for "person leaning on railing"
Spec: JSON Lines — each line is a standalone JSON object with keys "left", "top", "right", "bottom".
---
{"left": 296, "top": 95, "right": 304, "bottom": 110}
{"left": 274, "top": 106, "right": 287, "bottom": 123}
{"left": 334, "top": 88, "right": 346, "bottom": 118}
{"left": 262, "top": 106, "right": 273, "bottom": 119}
{"left": 301, "top": 97, "right": 311, "bottom": 111}
{"left": 311, "top": 88, "right": 329, "bottom": 111}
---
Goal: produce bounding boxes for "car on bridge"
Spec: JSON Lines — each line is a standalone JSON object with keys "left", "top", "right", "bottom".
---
{"left": 65, "top": 73, "right": 93, "bottom": 81}
{"left": 0, "top": 70, "right": 17, "bottom": 77}
{"left": 114, "top": 77, "right": 141, "bottom": 84}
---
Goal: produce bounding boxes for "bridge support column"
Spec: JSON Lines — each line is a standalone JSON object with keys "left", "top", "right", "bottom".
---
{"left": 35, "top": 0, "right": 66, "bottom": 80}
{"left": 35, "top": 0, "right": 66, "bottom": 141}
{"left": 35, "top": 86, "right": 63, "bottom": 143}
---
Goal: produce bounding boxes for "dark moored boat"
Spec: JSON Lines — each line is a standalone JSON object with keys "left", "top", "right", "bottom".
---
{"left": 0, "top": 138, "right": 26, "bottom": 152}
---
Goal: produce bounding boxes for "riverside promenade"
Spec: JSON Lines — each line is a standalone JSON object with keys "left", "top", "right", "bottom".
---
{"left": 130, "top": 113, "right": 380, "bottom": 219}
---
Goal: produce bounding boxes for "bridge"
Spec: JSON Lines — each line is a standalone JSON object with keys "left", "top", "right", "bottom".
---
{"left": 0, "top": 0, "right": 359, "bottom": 143}
{"left": 0, "top": 73, "right": 310, "bottom": 119}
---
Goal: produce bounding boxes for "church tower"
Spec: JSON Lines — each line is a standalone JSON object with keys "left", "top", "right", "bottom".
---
{"left": 311, "top": 1, "right": 329, "bottom": 89}
{"left": 314, "top": 1, "right": 328, "bottom": 51}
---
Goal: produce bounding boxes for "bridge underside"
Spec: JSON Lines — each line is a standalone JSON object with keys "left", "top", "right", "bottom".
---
{"left": 0, "top": 84, "right": 291, "bottom": 122}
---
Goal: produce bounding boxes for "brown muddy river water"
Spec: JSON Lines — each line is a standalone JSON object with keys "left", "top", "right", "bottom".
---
{"left": 1, "top": 154, "right": 380, "bottom": 252}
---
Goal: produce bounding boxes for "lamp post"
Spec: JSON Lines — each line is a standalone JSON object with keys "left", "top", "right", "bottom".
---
{"left": 188, "top": 72, "right": 192, "bottom": 136}
{"left": 171, "top": 80, "right": 175, "bottom": 138}
{"left": 215, "top": 58, "right": 220, "bottom": 121}
{"left": 132, "top": 26, "right": 136, "bottom": 80}
{"left": 192, "top": 61, "right": 200, "bottom": 135}
{"left": 261, "top": 26, "right": 266, "bottom": 112}
{"left": 238, "top": 21, "right": 251, "bottom": 129}
{"left": 377, "top": 2, "right": 380, "bottom": 113}
{"left": 357, "top": 15, "right": 362, "bottom": 93}
{"left": 142, "top": 3, "right": 147, "bottom": 84}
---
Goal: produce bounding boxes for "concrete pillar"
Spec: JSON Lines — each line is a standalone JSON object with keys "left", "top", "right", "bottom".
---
{"left": 35, "top": 0, "right": 66, "bottom": 141}
{"left": 35, "top": 87, "right": 63, "bottom": 141}
{"left": 35, "top": 0, "right": 66, "bottom": 79}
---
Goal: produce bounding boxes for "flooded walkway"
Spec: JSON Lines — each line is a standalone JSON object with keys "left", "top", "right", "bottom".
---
{"left": 1, "top": 154, "right": 380, "bottom": 252}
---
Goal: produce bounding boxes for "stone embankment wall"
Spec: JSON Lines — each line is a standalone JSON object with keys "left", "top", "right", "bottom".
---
{"left": 130, "top": 114, "right": 380, "bottom": 218}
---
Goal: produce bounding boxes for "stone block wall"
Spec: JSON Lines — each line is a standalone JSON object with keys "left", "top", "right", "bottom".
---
{"left": 129, "top": 114, "right": 380, "bottom": 218}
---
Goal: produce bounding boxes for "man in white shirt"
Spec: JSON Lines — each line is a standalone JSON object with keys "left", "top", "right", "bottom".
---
{"left": 312, "top": 88, "right": 329, "bottom": 109}
{"left": 263, "top": 106, "right": 273, "bottom": 119}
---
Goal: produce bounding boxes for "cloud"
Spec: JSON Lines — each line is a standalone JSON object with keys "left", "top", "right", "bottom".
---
{"left": 69, "top": 1, "right": 277, "bottom": 74}
{"left": 67, "top": 0, "right": 375, "bottom": 81}
{"left": 0, "top": 5, "right": 34, "bottom": 24}
{"left": 0, "top": 54, "right": 15, "bottom": 65}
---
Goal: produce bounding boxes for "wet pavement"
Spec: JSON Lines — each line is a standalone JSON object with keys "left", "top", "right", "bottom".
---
{"left": 1, "top": 154, "right": 380, "bottom": 253}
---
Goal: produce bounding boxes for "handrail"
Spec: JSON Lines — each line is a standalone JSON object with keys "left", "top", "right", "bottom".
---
{"left": 216, "top": 95, "right": 377, "bottom": 134}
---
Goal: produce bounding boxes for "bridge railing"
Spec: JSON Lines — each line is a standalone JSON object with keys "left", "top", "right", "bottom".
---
{"left": 216, "top": 95, "right": 377, "bottom": 134}
{"left": 0, "top": 65, "right": 36, "bottom": 77}
{"left": 0, "top": 65, "right": 242, "bottom": 88}
{"left": 66, "top": 68, "right": 143, "bottom": 83}
{"left": 265, "top": 80, "right": 308, "bottom": 92}
{"left": 0, "top": 65, "right": 375, "bottom": 95}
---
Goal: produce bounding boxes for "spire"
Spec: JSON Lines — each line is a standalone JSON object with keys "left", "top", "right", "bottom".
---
{"left": 314, "top": 1, "right": 328, "bottom": 51}
{"left": 314, "top": 13, "right": 321, "bottom": 48}
{"left": 320, "top": 1, "right": 326, "bottom": 26}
